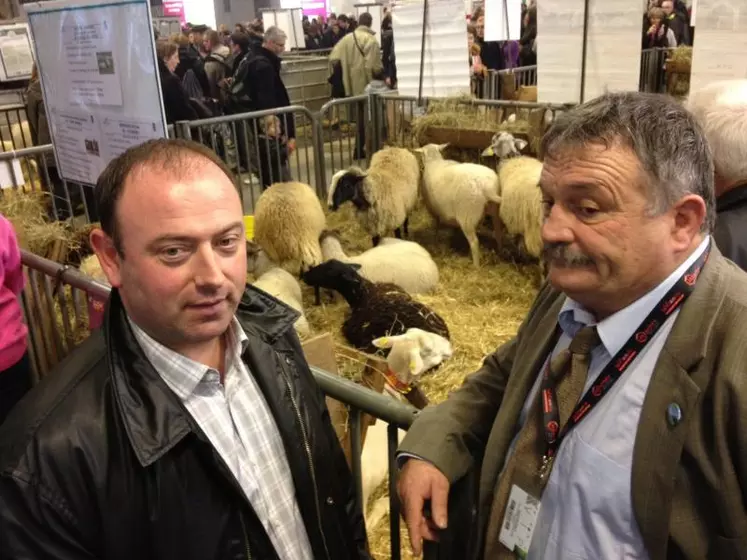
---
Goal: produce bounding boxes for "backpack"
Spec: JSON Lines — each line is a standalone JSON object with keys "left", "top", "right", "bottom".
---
{"left": 182, "top": 68, "right": 205, "bottom": 99}
{"left": 228, "top": 53, "right": 257, "bottom": 109}
{"left": 205, "top": 52, "right": 234, "bottom": 76}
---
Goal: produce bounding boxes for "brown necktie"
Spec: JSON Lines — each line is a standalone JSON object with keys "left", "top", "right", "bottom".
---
{"left": 485, "top": 326, "right": 600, "bottom": 559}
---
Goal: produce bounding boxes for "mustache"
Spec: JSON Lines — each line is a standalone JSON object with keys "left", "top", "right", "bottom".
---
{"left": 542, "top": 243, "right": 595, "bottom": 267}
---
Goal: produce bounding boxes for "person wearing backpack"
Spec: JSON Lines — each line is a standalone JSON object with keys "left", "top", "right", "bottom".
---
{"left": 174, "top": 34, "right": 210, "bottom": 99}
{"left": 203, "top": 30, "right": 233, "bottom": 103}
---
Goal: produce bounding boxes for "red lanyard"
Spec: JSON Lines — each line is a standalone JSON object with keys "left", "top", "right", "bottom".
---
{"left": 539, "top": 243, "right": 711, "bottom": 481}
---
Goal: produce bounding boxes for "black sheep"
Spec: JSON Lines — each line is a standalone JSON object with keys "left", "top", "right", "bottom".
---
{"left": 301, "top": 259, "right": 450, "bottom": 353}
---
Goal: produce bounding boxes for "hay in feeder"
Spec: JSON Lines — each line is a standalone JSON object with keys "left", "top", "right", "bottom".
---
{"left": 0, "top": 189, "right": 78, "bottom": 261}
{"left": 666, "top": 46, "right": 692, "bottom": 99}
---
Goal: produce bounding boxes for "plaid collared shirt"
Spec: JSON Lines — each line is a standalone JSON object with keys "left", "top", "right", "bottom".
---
{"left": 130, "top": 317, "right": 314, "bottom": 560}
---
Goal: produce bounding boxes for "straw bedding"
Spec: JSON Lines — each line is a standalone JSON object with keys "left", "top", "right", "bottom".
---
{"left": 302, "top": 203, "right": 537, "bottom": 558}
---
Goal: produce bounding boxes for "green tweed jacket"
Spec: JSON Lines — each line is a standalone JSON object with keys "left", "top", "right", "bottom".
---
{"left": 399, "top": 247, "right": 747, "bottom": 560}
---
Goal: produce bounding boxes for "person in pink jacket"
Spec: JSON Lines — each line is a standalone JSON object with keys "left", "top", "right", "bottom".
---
{"left": 0, "top": 214, "right": 30, "bottom": 424}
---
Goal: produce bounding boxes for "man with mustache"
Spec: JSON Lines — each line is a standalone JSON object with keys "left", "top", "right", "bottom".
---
{"left": 396, "top": 92, "right": 747, "bottom": 559}
{"left": 0, "top": 139, "right": 370, "bottom": 560}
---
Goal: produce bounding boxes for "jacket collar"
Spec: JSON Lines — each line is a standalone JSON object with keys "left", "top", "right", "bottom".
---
{"left": 258, "top": 46, "right": 281, "bottom": 70}
{"left": 106, "top": 285, "right": 299, "bottom": 467}
{"left": 716, "top": 182, "right": 747, "bottom": 213}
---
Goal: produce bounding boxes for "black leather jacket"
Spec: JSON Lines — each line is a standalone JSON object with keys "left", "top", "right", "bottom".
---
{"left": 0, "top": 288, "right": 369, "bottom": 560}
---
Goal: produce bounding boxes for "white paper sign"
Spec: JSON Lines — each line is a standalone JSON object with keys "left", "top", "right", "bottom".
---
{"left": 0, "top": 25, "right": 34, "bottom": 81}
{"left": 538, "top": 0, "right": 642, "bottom": 104}
{"left": 484, "top": 0, "right": 522, "bottom": 42}
{"left": 26, "top": 0, "right": 168, "bottom": 187}
{"left": 498, "top": 484, "right": 541, "bottom": 555}
{"left": 690, "top": 0, "right": 747, "bottom": 95}
{"left": 0, "top": 158, "right": 25, "bottom": 189}
{"left": 392, "top": 0, "right": 471, "bottom": 98}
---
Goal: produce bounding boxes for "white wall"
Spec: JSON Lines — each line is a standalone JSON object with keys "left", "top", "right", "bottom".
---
{"left": 215, "top": 0, "right": 257, "bottom": 27}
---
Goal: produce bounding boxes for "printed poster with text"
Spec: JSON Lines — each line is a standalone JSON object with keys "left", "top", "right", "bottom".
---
{"left": 26, "top": 0, "right": 167, "bottom": 186}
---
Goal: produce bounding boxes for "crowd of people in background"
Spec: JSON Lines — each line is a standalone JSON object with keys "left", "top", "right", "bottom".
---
{"left": 643, "top": 0, "right": 693, "bottom": 48}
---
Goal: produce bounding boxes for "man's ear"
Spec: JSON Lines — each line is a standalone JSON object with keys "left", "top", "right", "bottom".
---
{"left": 89, "top": 228, "right": 123, "bottom": 288}
{"left": 671, "top": 194, "right": 708, "bottom": 251}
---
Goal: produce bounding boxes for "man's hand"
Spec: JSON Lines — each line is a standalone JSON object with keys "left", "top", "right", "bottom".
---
{"left": 397, "top": 459, "right": 450, "bottom": 557}
{"left": 287, "top": 138, "right": 296, "bottom": 153}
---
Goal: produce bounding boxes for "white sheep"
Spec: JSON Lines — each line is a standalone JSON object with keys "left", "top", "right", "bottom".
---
{"left": 246, "top": 240, "right": 311, "bottom": 338}
{"left": 414, "top": 144, "right": 502, "bottom": 267}
{"left": 482, "top": 131, "right": 544, "bottom": 261}
{"left": 319, "top": 230, "right": 438, "bottom": 294}
{"left": 253, "top": 181, "right": 326, "bottom": 275}
{"left": 327, "top": 146, "right": 420, "bottom": 246}
{"left": 359, "top": 329, "right": 453, "bottom": 528}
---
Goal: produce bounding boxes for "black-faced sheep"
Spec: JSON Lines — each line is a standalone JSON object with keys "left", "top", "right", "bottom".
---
{"left": 319, "top": 230, "right": 439, "bottom": 294}
{"left": 415, "top": 143, "right": 502, "bottom": 267}
{"left": 300, "top": 259, "right": 450, "bottom": 354}
{"left": 327, "top": 146, "right": 420, "bottom": 247}
{"left": 253, "top": 181, "right": 326, "bottom": 275}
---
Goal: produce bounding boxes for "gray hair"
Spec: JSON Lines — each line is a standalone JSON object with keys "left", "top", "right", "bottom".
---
{"left": 540, "top": 91, "right": 715, "bottom": 233}
{"left": 686, "top": 80, "right": 747, "bottom": 187}
{"left": 264, "top": 25, "right": 286, "bottom": 43}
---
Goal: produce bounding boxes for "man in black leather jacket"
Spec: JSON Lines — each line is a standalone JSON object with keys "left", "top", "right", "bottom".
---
{"left": 0, "top": 138, "right": 369, "bottom": 560}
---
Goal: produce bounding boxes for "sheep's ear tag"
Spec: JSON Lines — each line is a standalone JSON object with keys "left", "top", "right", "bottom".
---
{"left": 481, "top": 146, "right": 495, "bottom": 157}
{"left": 409, "top": 359, "right": 418, "bottom": 374}
{"left": 372, "top": 336, "right": 391, "bottom": 348}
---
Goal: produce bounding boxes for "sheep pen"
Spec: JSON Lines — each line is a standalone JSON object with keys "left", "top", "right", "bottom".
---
{"left": 302, "top": 203, "right": 538, "bottom": 559}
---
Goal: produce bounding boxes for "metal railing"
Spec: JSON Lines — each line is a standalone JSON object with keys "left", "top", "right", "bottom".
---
{"left": 20, "top": 249, "right": 417, "bottom": 559}
{"left": 639, "top": 47, "right": 672, "bottom": 94}
{"left": 0, "top": 103, "right": 32, "bottom": 151}
{"left": 316, "top": 95, "right": 371, "bottom": 193}
{"left": 374, "top": 92, "right": 573, "bottom": 150}
{"left": 476, "top": 66, "right": 538, "bottom": 100}
{"left": 174, "top": 105, "right": 323, "bottom": 211}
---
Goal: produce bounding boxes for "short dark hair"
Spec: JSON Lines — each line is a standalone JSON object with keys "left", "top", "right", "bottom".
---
{"left": 358, "top": 12, "right": 373, "bottom": 27}
{"left": 541, "top": 91, "right": 716, "bottom": 233}
{"left": 95, "top": 138, "right": 235, "bottom": 255}
{"left": 230, "top": 31, "right": 250, "bottom": 51}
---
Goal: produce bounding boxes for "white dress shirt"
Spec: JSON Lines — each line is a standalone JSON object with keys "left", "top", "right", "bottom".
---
{"left": 496, "top": 236, "right": 710, "bottom": 559}
{"left": 130, "top": 317, "right": 314, "bottom": 560}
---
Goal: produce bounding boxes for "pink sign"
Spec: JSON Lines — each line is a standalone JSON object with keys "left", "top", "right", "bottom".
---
{"left": 163, "top": 0, "right": 185, "bottom": 23}
{"left": 302, "top": 0, "right": 327, "bottom": 18}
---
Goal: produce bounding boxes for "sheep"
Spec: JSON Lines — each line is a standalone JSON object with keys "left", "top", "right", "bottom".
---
{"left": 327, "top": 146, "right": 420, "bottom": 247}
{"left": 360, "top": 329, "right": 453, "bottom": 528}
{"left": 319, "top": 230, "right": 439, "bottom": 295}
{"left": 253, "top": 181, "right": 326, "bottom": 276}
{"left": 246, "top": 241, "right": 311, "bottom": 337}
{"left": 300, "top": 259, "right": 449, "bottom": 354}
{"left": 481, "top": 131, "right": 544, "bottom": 261}
{"left": 414, "top": 144, "right": 502, "bottom": 267}
{"left": 371, "top": 328, "right": 453, "bottom": 386}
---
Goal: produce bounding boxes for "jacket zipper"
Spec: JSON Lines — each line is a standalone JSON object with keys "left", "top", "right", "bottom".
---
{"left": 239, "top": 511, "right": 253, "bottom": 560}
{"left": 280, "top": 357, "right": 331, "bottom": 560}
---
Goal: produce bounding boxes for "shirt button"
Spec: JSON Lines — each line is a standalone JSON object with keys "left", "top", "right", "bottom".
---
{"left": 285, "top": 356, "right": 292, "bottom": 365}
{"left": 666, "top": 403, "right": 683, "bottom": 427}
{"left": 326, "top": 496, "right": 335, "bottom": 506}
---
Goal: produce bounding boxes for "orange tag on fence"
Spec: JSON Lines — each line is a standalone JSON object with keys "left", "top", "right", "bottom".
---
{"left": 87, "top": 294, "right": 106, "bottom": 330}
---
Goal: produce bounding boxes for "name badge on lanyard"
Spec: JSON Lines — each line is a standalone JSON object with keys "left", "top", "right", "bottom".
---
{"left": 499, "top": 242, "right": 710, "bottom": 556}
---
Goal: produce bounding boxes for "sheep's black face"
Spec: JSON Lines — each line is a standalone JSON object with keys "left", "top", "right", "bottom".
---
{"left": 332, "top": 173, "right": 368, "bottom": 211}
{"left": 301, "top": 259, "right": 361, "bottom": 288}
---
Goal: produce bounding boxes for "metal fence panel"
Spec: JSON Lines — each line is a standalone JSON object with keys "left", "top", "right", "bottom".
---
{"left": 316, "top": 95, "right": 371, "bottom": 197}
{"left": 281, "top": 56, "right": 332, "bottom": 113}
{"left": 639, "top": 48, "right": 670, "bottom": 93}
{"left": 0, "top": 103, "right": 32, "bottom": 151}
{"left": 175, "top": 105, "right": 321, "bottom": 212}
{"left": 373, "top": 92, "right": 573, "bottom": 152}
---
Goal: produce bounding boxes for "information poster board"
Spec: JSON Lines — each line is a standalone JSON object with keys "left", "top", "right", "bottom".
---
{"left": 690, "top": 0, "right": 747, "bottom": 95}
{"left": 0, "top": 24, "right": 35, "bottom": 82}
{"left": 25, "top": 0, "right": 168, "bottom": 187}
{"left": 537, "top": 0, "right": 642, "bottom": 104}
{"left": 392, "top": 0, "right": 470, "bottom": 98}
